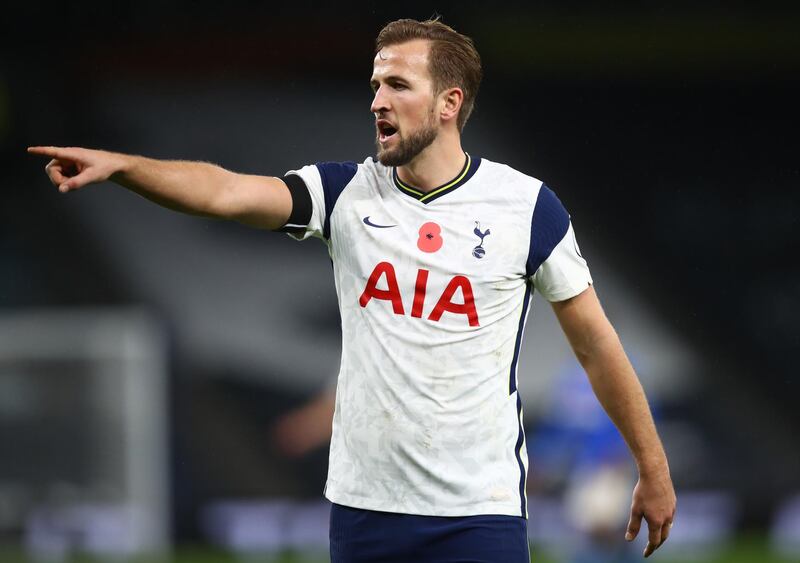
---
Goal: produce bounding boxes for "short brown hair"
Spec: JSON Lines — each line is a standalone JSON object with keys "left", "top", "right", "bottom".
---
{"left": 376, "top": 18, "right": 483, "bottom": 132}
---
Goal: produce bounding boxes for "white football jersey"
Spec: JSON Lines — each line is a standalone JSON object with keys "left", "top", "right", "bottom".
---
{"left": 283, "top": 153, "right": 592, "bottom": 517}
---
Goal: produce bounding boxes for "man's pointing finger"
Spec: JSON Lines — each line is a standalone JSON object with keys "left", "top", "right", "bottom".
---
{"left": 27, "top": 146, "right": 65, "bottom": 158}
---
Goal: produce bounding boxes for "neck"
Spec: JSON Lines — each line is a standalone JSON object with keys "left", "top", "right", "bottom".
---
{"left": 396, "top": 130, "right": 465, "bottom": 193}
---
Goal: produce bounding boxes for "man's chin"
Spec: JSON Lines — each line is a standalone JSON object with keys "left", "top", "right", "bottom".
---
{"left": 375, "top": 144, "right": 408, "bottom": 167}
{"left": 376, "top": 150, "right": 393, "bottom": 166}
{"left": 376, "top": 151, "right": 410, "bottom": 167}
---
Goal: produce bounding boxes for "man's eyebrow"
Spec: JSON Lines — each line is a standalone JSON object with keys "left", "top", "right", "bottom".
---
{"left": 370, "top": 75, "right": 409, "bottom": 87}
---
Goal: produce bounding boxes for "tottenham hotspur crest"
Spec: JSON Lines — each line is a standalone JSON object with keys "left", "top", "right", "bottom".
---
{"left": 472, "top": 221, "right": 491, "bottom": 259}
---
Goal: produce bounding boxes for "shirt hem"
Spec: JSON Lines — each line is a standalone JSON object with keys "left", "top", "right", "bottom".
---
{"left": 324, "top": 487, "right": 526, "bottom": 518}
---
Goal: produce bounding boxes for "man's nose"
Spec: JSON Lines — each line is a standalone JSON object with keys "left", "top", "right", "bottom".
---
{"left": 371, "top": 86, "right": 389, "bottom": 114}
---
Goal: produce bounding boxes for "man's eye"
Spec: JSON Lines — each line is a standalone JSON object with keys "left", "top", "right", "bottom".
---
{"left": 394, "top": 84, "right": 407, "bottom": 90}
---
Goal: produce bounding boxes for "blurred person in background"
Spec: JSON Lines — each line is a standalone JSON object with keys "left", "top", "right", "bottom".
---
{"left": 28, "top": 16, "right": 675, "bottom": 563}
{"left": 528, "top": 359, "right": 651, "bottom": 562}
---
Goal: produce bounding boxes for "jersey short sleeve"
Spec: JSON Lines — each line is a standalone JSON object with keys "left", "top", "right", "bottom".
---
{"left": 526, "top": 184, "right": 593, "bottom": 302}
{"left": 280, "top": 164, "right": 326, "bottom": 241}
{"left": 279, "top": 161, "right": 358, "bottom": 242}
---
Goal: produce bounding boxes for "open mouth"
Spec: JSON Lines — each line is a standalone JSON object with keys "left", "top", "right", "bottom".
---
{"left": 377, "top": 120, "right": 398, "bottom": 143}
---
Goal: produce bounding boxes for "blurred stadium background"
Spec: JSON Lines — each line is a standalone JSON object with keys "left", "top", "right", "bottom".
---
{"left": 1, "top": 2, "right": 798, "bottom": 562}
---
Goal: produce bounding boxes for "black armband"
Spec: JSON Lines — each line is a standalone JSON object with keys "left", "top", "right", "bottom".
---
{"left": 275, "top": 173, "right": 313, "bottom": 234}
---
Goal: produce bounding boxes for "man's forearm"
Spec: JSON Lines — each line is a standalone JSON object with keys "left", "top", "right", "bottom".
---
{"left": 111, "top": 154, "right": 237, "bottom": 217}
{"left": 580, "top": 328, "right": 669, "bottom": 476}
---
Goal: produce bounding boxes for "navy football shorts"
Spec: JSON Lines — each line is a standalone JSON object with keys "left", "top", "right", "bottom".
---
{"left": 329, "top": 502, "right": 530, "bottom": 562}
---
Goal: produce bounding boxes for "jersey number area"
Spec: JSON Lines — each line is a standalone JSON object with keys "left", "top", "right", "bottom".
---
{"left": 358, "top": 261, "right": 480, "bottom": 327}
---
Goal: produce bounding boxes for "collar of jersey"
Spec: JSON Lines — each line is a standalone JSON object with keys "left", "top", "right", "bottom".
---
{"left": 392, "top": 153, "right": 481, "bottom": 204}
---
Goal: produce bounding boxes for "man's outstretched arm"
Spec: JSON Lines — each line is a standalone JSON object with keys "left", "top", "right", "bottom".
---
{"left": 551, "top": 285, "right": 677, "bottom": 558}
{"left": 27, "top": 146, "right": 292, "bottom": 229}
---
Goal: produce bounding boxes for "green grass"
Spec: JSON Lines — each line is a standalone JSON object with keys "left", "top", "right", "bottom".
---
{"left": 0, "top": 534, "right": 795, "bottom": 563}
{"left": 531, "top": 533, "right": 795, "bottom": 563}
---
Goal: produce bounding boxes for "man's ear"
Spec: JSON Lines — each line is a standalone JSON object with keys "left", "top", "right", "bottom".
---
{"left": 439, "top": 87, "right": 464, "bottom": 124}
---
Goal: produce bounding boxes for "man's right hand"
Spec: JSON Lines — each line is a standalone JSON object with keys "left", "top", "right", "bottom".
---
{"left": 27, "top": 146, "right": 123, "bottom": 193}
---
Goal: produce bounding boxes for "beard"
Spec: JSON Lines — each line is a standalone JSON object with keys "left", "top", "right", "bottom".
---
{"left": 375, "top": 116, "right": 438, "bottom": 167}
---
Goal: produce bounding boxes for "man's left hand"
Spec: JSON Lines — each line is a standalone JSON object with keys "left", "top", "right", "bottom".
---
{"left": 625, "top": 470, "right": 677, "bottom": 558}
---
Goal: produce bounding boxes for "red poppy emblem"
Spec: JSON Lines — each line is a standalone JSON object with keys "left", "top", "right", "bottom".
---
{"left": 417, "top": 222, "right": 443, "bottom": 253}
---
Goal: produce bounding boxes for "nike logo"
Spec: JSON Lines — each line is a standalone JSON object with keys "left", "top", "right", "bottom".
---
{"left": 363, "top": 216, "right": 397, "bottom": 229}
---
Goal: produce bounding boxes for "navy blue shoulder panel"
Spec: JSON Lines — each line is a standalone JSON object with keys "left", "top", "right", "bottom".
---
{"left": 316, "top": 161, "right": 358, "bottom": 240}
{"left": 526, "top": 184, "right": 571, "bottom": 277}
